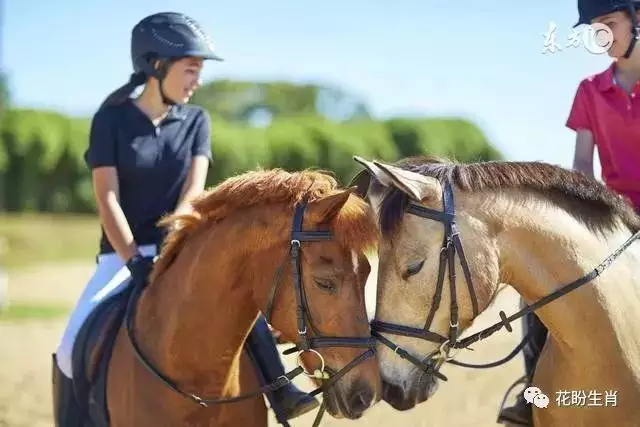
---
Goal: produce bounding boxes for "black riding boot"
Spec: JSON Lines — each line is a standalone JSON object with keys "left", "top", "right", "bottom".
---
{"left": 498, "top": 303, "right": 548, "bottom": 426}
{"left": 52, "top": 354, "right": 85, "bottom": 427}
{"left": 245, "top": 315, "right": 319, "bottom": 421}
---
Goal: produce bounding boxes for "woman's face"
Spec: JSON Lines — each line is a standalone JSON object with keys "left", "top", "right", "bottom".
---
{"left": 161, "top": 56, "right": 204, "bottom": 103}
{"left": 592, "top": 11, "right": 640, "bottom": 58}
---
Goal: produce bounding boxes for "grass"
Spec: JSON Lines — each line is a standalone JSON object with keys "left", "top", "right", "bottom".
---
{"left": 0, "top": 302, "right": 71, "bottom": 321}
{"left": 0, "top": 213, "right": 100, "bottom": 270}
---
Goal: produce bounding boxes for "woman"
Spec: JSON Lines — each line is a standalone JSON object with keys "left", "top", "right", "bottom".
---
{"left": 499, "top": 1, "right": 640, "bottom": 425}
{"left": 51, "top": 12, "right": 318, "bottom": 426}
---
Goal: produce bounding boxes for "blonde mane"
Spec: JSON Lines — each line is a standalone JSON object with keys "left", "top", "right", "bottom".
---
{"left": 378, "top": 156, "right": 640, "bottom": 238}
{"left": 150, "top": 168, "right": 379, "bottom": 281}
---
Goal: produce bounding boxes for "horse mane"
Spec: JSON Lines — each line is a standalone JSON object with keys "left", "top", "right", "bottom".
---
{"left": 378, "top": 155, "right": 640, "bottom": 238}
{"left": 150, "top": 168, "right": 379, "bottom": 281}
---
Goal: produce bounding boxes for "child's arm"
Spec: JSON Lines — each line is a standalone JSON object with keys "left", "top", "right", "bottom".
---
{"left": 566, "top": 79, "right": 594, "bottom": 178}
{"left": 572, "top": 129, "right": 595, "bottom": 178}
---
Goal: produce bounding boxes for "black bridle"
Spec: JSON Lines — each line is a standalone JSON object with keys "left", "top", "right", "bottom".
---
{"left": 123, "top": 199, "right": 376, "bottom": 426}
{"left": 371, "top": 177, "right": 640, "bottom": 381}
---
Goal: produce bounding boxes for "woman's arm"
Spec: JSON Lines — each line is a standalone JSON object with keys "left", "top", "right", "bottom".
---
{"left": 85, "top": 108, "right": 140, "bottom": 263}
{"left": 92, "top": 166, "right": 139, "bottom": 262}
{"left": 173, "top": 155, "right": 210, "bottom": 216}
{"left": 173, "top": 110, "right": 213, "bottom": 216}
{"left": 572, "top": 130, "right": 595, "bottom": 178}
{"left": 566, "top": 80, "right": 595, "bottom": 178}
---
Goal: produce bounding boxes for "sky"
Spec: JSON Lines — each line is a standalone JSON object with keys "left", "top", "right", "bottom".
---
{"left": 3, "top": 1, "right": 614, "bottom": 175}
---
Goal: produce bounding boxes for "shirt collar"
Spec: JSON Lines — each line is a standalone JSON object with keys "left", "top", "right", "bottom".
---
{"left": 166, "top": 104, "right": 188, "bottom": 121}
{"left": 125, "top": 98, "right": 188, "bottom": 122}
{"left": 596, "top": 62, "right": 616, "bottom": 92}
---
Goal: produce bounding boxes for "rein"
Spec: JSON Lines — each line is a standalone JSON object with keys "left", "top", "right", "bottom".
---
{"left": 371, "top": 177, "right": 640, "bottom": 379}
{"left": 122, "top": 199, "right": 376, "bottom": 427}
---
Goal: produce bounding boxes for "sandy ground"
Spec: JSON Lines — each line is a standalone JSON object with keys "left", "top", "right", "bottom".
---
{"left": 1, "top": 262, "right": 527, "bottom": 427}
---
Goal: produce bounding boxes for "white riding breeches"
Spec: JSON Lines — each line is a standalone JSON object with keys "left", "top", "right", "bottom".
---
{"left": 55, "top": 244, "right": 158, "bottom": 379}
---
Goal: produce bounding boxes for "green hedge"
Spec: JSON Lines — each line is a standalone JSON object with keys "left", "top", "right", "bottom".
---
{"left": 0, "top": 108, "right": 502, "bottom": 213}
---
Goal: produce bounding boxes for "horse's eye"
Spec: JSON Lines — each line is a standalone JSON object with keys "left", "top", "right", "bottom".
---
{"left": 403, "top": 260, "right": 425, "bottom": 280}
{"left": 314, "top": 278, "right": 336, "bottom": 292}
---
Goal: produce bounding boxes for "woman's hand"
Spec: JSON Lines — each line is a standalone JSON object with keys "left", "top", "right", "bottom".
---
{"left": 126, "top": 254, "right": 155, "bottom": 288}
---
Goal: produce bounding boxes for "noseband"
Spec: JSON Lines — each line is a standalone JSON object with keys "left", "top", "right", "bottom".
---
{"left": 123, "top": 198, "right": 376, "bottom": 426}
{"left": 371, "top": 177, "right": 640, "bottom": 381}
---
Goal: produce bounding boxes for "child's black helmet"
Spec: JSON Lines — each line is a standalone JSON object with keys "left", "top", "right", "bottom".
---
{"left": 131, "top": 12, "right": 223, "bottom": 78}
{"left": 575, "top": 0, "right": 637, "bottom": 26}
{"left": 97, "top": 12, "right": 222, "bottom": 110}
{"left": 575, "top": 0, "right": 640, "bottom": 58}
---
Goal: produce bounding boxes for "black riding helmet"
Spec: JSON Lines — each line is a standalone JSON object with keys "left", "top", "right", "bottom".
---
{"left": 575, "top": 0, "right": 640, "bottom": 58}
{"left": 131, "top": 12, "right": 223, "bottom": 105}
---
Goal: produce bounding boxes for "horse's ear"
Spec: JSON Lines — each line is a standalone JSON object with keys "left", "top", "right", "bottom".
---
{"left": 353, "top": 156, "right": 393, "bottom": 187}
{"left": 347, "top": 168, "right": 371, "bottom": 199}
{"left": 372, "top": 160, "right": 440, "bottom": 202}
{"left": 308, "top": 188, "right": 355, "bottom": 224}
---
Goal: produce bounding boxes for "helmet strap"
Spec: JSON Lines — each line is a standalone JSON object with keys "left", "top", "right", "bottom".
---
{"left": 623, "top": 2, "right": 640, "bottom": 59}
{"left": 159, "top": 79, "right": 177, "bottom": 106}
{"left": 155, "top": 59, "right": 177, "bottom": 107}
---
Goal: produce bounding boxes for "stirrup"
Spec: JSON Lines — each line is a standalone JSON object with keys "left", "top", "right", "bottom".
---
{"left": 496, "top": 375, "right": 529, "bottom": 419}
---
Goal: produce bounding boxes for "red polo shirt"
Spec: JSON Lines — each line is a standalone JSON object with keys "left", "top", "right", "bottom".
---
{"left": 566, "top": 62, "right": 640, "bottom": 210}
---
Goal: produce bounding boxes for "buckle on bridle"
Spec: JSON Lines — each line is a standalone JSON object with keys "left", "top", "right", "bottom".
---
{"left": 190, "top": 394, "right": 209, "bottom": 408}
{"left": 437, "top": 340, "right": 449, "bottom": 359}
{"left": 437, "top": 339, "right": 460, "bottom": 362}
{"left": 274, "top": 374, "right": 291, "bottom": 388}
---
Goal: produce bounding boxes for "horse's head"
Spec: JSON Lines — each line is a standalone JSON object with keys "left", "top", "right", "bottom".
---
{"left": 155, "top": 169, "right": 382, "bottom": 419}
{"left": 170, "top": 169, "right": 383, "bottom": 419}
{"left": 263, "top": 186, "right": 382, "bottom": 419}
{"left": 352, "top": 156, "right": 500, "bottom": 411}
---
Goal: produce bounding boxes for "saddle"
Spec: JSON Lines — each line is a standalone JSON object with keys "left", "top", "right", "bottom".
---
{"left": 68, "top": 282, "right": 290, "bottom": 427}
{"left": 70, "top": 287, "right": 132, "bottom": 427}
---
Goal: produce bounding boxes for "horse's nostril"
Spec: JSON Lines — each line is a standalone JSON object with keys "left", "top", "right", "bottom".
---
{"left": 383, "top": 381, "right": 404, "bottom": 402}
{"left": 349, "top": 388, "right": 373, "bottom": 415}
{"left": 382, "top": 381, "right": 416, "bottom": 411}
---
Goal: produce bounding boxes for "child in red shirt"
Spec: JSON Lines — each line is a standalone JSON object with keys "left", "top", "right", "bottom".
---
{"left": 568, "top": 4, "right": 640, "bottom": 212}
{"left": 498, "top": 1, "right": 640, "bottom": 425}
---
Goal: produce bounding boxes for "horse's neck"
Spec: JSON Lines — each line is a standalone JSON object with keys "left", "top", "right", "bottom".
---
{"left": 133, "top": 229, "right": 262, "bottom": 397}
{"left": 492, "top": 196, "right": 640, "bottom": 374}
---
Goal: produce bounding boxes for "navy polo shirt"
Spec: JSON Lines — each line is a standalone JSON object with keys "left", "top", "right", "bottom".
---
{"left": 84, "top": 98, "right": 212, "bottom": 255}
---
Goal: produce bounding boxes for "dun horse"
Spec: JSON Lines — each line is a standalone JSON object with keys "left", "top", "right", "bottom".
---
{"left": 71, "top": 168, "right": 382, "bottom": 426}
{"left": 352, "top": 155, "right": 640, "bottom": 426}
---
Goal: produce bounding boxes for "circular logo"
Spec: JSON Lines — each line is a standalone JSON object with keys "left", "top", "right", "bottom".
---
{"left": 582, "top": 23, "right": 614, "bottom": 54}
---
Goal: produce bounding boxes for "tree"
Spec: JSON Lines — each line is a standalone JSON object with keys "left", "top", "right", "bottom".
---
{"left": 0, "top": 70, "right": 9, "bottom": 117}
{"left": 190, "top": 79, "right": 371, "bottom": 125}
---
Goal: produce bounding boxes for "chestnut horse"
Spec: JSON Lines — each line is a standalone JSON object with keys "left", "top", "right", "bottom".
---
{"left": 352, "top": 155, "right": 640, "bottom": 427}
{"left": 100, "top": 168, "right": 382, "bottom": 426}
